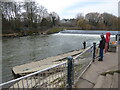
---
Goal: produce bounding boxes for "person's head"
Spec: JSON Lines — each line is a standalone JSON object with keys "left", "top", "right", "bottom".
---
{"left": 100, "top": 34, "right": 104, "bottom": 39}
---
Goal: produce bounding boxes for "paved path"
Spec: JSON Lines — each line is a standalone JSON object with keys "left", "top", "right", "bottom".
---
{"left": 75, "top": 45, "right": 119, "bottom": 88}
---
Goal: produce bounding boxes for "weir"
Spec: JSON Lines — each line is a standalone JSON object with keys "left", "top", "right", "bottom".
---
{"left": 60, "top": 30, "right": 119, "bottom": 35}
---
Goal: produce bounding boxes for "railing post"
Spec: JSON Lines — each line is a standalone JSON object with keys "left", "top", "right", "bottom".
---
{"left": 67, "top": 56, "right": 73, "bottom": 88}
{"left": 93, "top": 42, "right": 96, "bottom": 62}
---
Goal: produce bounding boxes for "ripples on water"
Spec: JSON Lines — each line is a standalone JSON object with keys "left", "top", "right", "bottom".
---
{"left": 2, "top": 33, "right": 115, "bottom": 83}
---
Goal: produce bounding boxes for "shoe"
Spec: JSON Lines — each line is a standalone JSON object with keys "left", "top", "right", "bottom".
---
{"left": 98, "top": 58, "right": 103, "bottom": 61}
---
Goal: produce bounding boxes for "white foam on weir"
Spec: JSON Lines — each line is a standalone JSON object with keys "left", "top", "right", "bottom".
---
{"left": 53, "top": 33, "right": 115, "bottom": 37}
{"left": 53, "top": 33, "right": 99, "bottom": 37}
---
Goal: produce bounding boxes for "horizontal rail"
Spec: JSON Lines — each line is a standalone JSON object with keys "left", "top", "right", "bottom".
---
{"left": 73, "top": 45, "right": 93, "bottom": 60}
{"left": 73, "top": 43, "right": 99, "bottom": 85}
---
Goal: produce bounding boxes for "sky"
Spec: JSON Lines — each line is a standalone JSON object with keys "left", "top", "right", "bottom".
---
{"left": 15, "top": 0, "right": 119, "bottom": 19}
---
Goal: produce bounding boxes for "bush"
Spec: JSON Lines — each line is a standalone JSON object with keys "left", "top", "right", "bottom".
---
{"left": 47, "top": 27, "right": 64, "bottom": 34}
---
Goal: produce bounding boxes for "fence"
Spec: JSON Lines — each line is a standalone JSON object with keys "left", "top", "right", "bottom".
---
{"left": 73, "top": 42, "right": 99, "bottom": 85}
{"left": 0, "top": 62, "right": 67, "bottom": 89}
{"left": 0, "top": 42, "right": 99, "bottom": 89}
{"left": 66, "top": 42, "right": 99, "bottom": 88}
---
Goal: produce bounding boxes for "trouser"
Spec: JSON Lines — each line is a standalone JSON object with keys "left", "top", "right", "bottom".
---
{"left": 105, "top": 43, "right": 109, "bottom": 53}
{"left": 99, "top": 48, "right": 104, "bottom": 59}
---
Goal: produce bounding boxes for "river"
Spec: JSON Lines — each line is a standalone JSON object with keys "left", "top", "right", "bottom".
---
{"left": 1, "top": 31, "right": 116, "bottom": 83}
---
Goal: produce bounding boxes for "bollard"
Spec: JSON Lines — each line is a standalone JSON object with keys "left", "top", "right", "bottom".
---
{"left": 93, "top": 42, "right": 96, "bottom": 62}
{"left": 83, "top": 41, "right": 86, "bottom": 49}
{"left": 67, "top": 56, "right": 73, "bottom": 88}
{"left": 115, "top": 34, "right": 117, "bottom": 41}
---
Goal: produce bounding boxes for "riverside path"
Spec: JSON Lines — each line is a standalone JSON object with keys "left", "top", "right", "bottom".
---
{"left": 75, "top": 45, "right": 119, "bottom": 88}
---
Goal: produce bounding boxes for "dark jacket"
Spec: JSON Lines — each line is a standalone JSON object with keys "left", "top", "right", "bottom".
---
{"left": 99, "top": 38, "right": 106, "bottom": 49}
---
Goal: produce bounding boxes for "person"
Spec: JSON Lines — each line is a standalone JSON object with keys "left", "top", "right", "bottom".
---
{"left": 83, "top": 41, "right": 86, "bottom": 49}
{"left": 105, "top": 32, "right": 111, "bottom": 53}
{"left": 98, "top": 34, "right": 106, "bottom": 61}
{"left": 115, "top": 34, "right": 117, "bottom": 41}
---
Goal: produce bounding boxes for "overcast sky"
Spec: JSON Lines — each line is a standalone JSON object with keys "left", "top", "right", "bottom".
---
{"left": 16, "top": 0, "right": 119, "bottom": 19}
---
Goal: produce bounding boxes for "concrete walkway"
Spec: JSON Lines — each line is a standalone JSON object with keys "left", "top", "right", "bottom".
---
{"left": 75, "top": 45, "right": 119, "bottom": 88}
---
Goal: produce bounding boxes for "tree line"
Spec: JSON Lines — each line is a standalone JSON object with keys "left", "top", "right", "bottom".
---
{"left": 76, "top": 13, "right": 119, "bottom": 30}
{"left": 1, "top": 1, "right": 60, "bottom": 35}
{"left": 1, "top": 1, "right": 119, "bottom": 36}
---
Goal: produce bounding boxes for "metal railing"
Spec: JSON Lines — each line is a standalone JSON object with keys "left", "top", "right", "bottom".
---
{"left": 0, "top": 62, "right": 67, "bottom": 89}
{"left": 73, "top": 45, "right": 93, "bottom": 85}
{"left": 73, "top": 43, "right": 99, "bottom": 85}
{"left": 66, "top": 42, "right": 99, "bottom": 88}
{"left": 0, "top": 42, "right": 99, "bottom": 89}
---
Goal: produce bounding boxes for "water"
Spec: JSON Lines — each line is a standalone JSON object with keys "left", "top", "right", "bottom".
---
{"left": 1, "top": 31, "right": 115, "bottom": 83}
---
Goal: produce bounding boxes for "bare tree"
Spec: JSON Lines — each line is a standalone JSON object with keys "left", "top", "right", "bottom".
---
{"left": 76, "top": 13, "right": 84, "bottom": 20}
{"left": 49, "top": 12, "right": 60, "bottom": 26}
{"left": 85, "top": 12, "right": 101, "bottom": 26}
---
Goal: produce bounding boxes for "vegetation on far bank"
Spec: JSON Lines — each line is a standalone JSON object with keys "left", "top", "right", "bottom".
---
{"left": 1, "top": 1, "right": 120, "bottom": 37}
{"left": 1, "top": 27, "right": 119, "bottom": 37}
{"left": 47, "top": 27, "right": 119, "bottom": 34}
{"left": 47, "top": 27, "right": 64, "bottom": 34}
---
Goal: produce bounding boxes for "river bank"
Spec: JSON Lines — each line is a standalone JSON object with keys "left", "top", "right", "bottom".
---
{"left": 1, "top": 32, "right": 46, "bottom": 38}
{"left": 1, "top": 27, "right": 65, "bottom": 38}
{"left": 1, "top": 27, "right": 119, "bottom": 38}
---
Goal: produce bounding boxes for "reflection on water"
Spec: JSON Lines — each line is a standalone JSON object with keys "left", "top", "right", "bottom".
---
{"left": 2, "top": 33, "right": 115, "bottom": 83}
